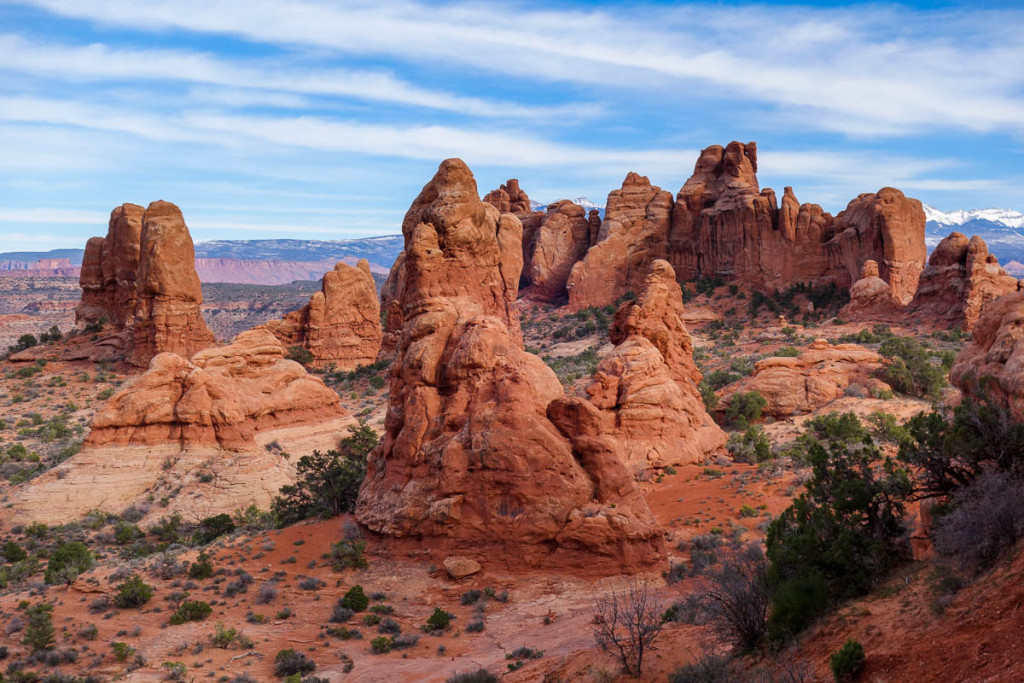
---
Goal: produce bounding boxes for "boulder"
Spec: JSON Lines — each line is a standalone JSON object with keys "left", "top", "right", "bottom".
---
{"left": 88, "top": 328, "right": 345, "bottom": 451}
{"left": 718, "top": 339, "right": 890, "bottom": 418}
{"left": 265, "top": 259, "right": 382, "bottom": 369}
{"left": 950, "top": 291, "right": 1024, "bottom": 420}
{"left": 909, "top": 232, "right": 1020, "bottom": 331}
{"left": 443, "top": 556, "right": 482, "bottom": 579}
{"left": 130, "top": 201, "right": 216, "bottom": 366}
{"left": 841, "top": 259, "right": 905, "bottom": 319}
{"left": 355, "top": 159, "right": 663, "bottom": 571}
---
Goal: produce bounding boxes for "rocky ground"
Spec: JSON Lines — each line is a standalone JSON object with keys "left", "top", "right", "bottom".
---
{"left": 0, "top": 276, "right": 985, "bottom": 681}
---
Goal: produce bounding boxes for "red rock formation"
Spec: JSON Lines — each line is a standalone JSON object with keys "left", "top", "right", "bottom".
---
{"left": 950, "top": 291, "right": 1024, "bottom": 420}
{"left": 826, "top": 188, "right": 927, "bottom": 303}
{"left": 718, "top": 339, "right": 890, "bottom": 418}
{"left": 130, "top": 201, "right": 216, "bottom": 366}
{"left": 523, "top": 200, "right": 594, "bottom": 303}
{"left": 75, "top": 203, "right": 144, "bottom": 326}
{"left": 484, "top": 178, "right": 544, "bottom": 287}
{"left": 378, "top": 250, "right": 406, "bottom": 357}
{"left": 557, "top": 260, "right": 726, "bottom": 469}
{"left": 840, "top": 259, "right": 905, "bottom": 319}
{"left": 566, "top": 142, "right": 926, "bottom": 309}
{"left": 909, "top": 233, "right": 1020, "bottom": 331}
{"left": 88, "top": 329, "right": 344, "bottom": 451}
{"left": 566, "top": 173, "right": 673, "bottom": 308}
{"left": 264, "top": 259, "right": 382, "bottom": 369}
{"left": 356, "top": 159, "right": 663, "bottom": 571}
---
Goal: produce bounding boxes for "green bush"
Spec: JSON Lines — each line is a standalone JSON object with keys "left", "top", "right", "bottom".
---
{"left": 878, "top": 336, "right": 945, "bottom": 398}
{"left": 767, "top": 572, "right": 828, "bottom": 644}
{"left": 114, "top": 574, "right": 153, "bottom": 608}
{"left": 44, "top": 541, "right": 94, "bottom": 585}
{"left": 446, "top": 670, "right": 499, "bottom": 683}
{"left": 191, "top": 513, "right": 235, "bottom": 545}
{"left": 725, "top": 391, "right": 767, "bottom": 427}
{"left": 341, "top": 584, "right": 369, "bottom": 612}
{"left": 766, "top": 436, "right": 911, "bottom": 640}
{"left": 424, "top": 607, "right": 454, "bottom": 632}
{"left": 705, "top": 369, "right": 740, "bottom": 391}
{"left": 114, "top": 521, "right": 143, "bottom": 545}
{"left": 189, "top": 551, "right": 214, "bottom": 579}
{"left": 22, "top": 602, "right": 54, "bottom": 652}
{"left": 2, "top": 540, "right": 27, "bottom": 563}
{"left": 370, "top": 635, "right": 393, "bottom": 654}
{"left": 170, "top": 600, "right": 212, "bottom": 625}
{"left": 286, "top": 345, "right": 315, "bottom": 366}
{"left": 272, "top": 424, "right": 377, "bottom": 525}
{"left": 330, "top": 539, "right": 368, "bottom": 570}
{"left": 112, "top": 641, "right": 136, "bottom": 662}
{"left": 274, "top": 648, "right": 315, "bottom": 677}
{"left": 830, "top": 639, "right": 866, "bottom": 682}
{"left": 727, "top": 425, "right": 771, "bottom": 463}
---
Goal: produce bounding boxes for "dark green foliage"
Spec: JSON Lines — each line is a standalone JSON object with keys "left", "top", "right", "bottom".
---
{"left": 285, "top": 345, "right": 314, "bottom": 366}
{"left": 170, "top": 600, "right": 212, "bottom": 625}
{"left": 877, "top": 336, "right": 945, "bottom": 398}
{"left": 9, "top": 333, "right": 38, "bottom": 354}
{"left": 22, "top": 602, "right": 55, "bottom": 652}
{"left": 767, "top": 572, "right": 828, "bottom": 644}
{"left": 330, "top": 539, "right": 368, "bottom": 569}
{"left": 272, "top": 424, "right": 377, "bottom": 525}
{"left": 38, "top": 326, "right": 62, "bottom": 343}
{"left": 766, "top": 436, "right": 911, "bottom": 638}
{"left": 113, "top": 521, "right": 143, "bottom": 545}
{"left": 341, "top": 584, "right": 369, "bottom": 612}
{"left": 748, "top": 282, "right": 849, "bottom": 320}
{"left": 2, "top": 540, "right": 27, "bottom": 563}
{"left": 113, "top": 574, "right": 153, "bottom": 608}
{"left": 44, "top": 541, "right": 94, "bottom": 585}
{"left": 704, "top": 369, "right": 740, "bottom": 390}
{"left": 727, "top": 425, "right": 771, "bottom": 463}
{"left": 189, "top": 551, "right": 214, "bottom": 580}
{"left": 699, "top": 380, "right": 718, "bottom": 412}
{"left": 830, "top": 639, "right": 866, "bottom": 682}
{"left": 424, "top": 607, "right": 454, "bottom": 632}
{"left": 191, "top": 514, "right": 235, "bottom": 545}
{"left": 274, "top": 648, "right": 316, "bottom": 677}
{"left": 725, "top": 391, "right": 767, "bottom": 427}
{"left": 370, "top": 636, "right": 392, "bottom": 654}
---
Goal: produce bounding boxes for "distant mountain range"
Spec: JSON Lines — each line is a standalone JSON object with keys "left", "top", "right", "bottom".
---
{"left": 924, "top": 205, "right": 1024, "bottom": 276}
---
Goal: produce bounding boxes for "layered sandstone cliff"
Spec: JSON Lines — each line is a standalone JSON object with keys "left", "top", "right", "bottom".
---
{"left": 909, "top": 232, "right": 1019, "bottom": 331}
{"left": 356, "top": 159, "right": 664, "bottom": 571}
{"left": 88, "top": 328, "right": 345, "bottom": 451}
{"left": 566, "top": 142, "right": 927, "bottom": 308}
{"left": 264, "top": 259, "right": 382, "bottom": 369}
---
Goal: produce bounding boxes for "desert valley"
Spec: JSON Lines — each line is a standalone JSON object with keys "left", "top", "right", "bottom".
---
{"left": 0, "top": 140, "right": 1022, "bottom": 683}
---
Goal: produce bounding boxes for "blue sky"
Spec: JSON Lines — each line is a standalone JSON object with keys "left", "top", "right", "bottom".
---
{"left": 0, "top": 0, "right": 1022, "bottom": 251}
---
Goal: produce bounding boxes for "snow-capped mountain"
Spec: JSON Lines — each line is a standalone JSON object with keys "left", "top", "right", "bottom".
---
{"left": 573, "top": 196, "right": 605, "bottom": 211}
{"left": 923, "top": 205, "right": 1024, "bottom": 229}
{"left": 924, "top": 205, "right": 1024, "bottom": 277}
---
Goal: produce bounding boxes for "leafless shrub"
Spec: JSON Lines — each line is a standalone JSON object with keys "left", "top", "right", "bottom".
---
{"left": 934, "top": 469, "right": 1024, "bottom": 572}
{"left": 591, "top": 577, "right": 664, "bottom": 677}
{"left": 697, "top": 542, "right": 771, "bottom": 652}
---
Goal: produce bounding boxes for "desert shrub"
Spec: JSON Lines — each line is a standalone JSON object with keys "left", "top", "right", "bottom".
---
{"left": 591, "top": 578, "right": 663, "bottom": 677}
{"left": 272, "top": 424, "right": 377, "bottom": 525}
{"left": 696, "top": 543, "right": 771, "bottom": 652}
{"left": 461, "top": 589, "right": 483, "bottom": 606}
{"left": 255, "top": 581, "right": 278, "bottom": 604}
{"left": 867, "top": 411, "right": 908, "bottom": 444}
{"left": 330, "top": 539, "right": 368, "bottom": 569}
{"left": 933, "top": 470, "right": 1024, "bottom": 572}
{"left": 804, "top": 411, "right": 868, "bottom": 444}
{"left": 191, "top": 514, "right": 235, "bottom": 545}
{"left": 699, "top": 380, "right": 718, "bottom": 412}
{"left": 766, "top": 571, "right": 829, "bottom": 644}
{"left": 766, "top": 436, "right": 911, "bottom": 640}
{"left": 705, "top": 369, "right": 740, "bottom": 391}
{"left": 370, "top": 636, "right": 392, "bottom": 654}
{"left": 274, "top": 648, "right": 315, "bottom": 677}
{"left": 113, "top": 574, "right": 153, "bottom": 608}
{"left": 725, "top": 391, "right": 767, "bottom": 427}
{"left": 285, "top": 346, "right": 314, "bottom": 366}
{"left": 465, "top": 618, "right": 485, "bottom": 633}
{"left": 341, "top": 584, "right": 369, "bottom": 611}
{"left": 330, "top": 605, "right": 354, "bottom": 623}
{"left": 22, "top": 603, "right": 54, "bottom": 652}
{"left": 877, "top": 336, "right": 945, "bottom": 398}
{"left": 424, "top": 607, "right": 454, "bottom": 632}
{"left": 727, "top": 425, "right": 771, "bottom": 463}
{"left": 668, "top": 651, "right": 740, "bottom": 683}
{"left": 830, "top": 639, "right": 866, "bottom": 682}
{"left": 149, "top": 513, "right": 183, "bottom": 544}
{"left": 44, "top": 541, "right": 94, "bottom": 585}
{"left": 169, "top": 600, "right": 212, "bottom": 625}
{"left": 188, "top": 551, "right": 214, "bottom": 580}
{"left": 2, "top": 541, "right": 27, "bottom": 563}
{"left": 774, "top": 346, "right": 801, "bottom": 358}
{"left": 446, "top": 670, "right": 498, "bottom": 683}
{"left": 113, "top": 521, "right": 143, "bottom": 545}
{"left": 297, "top": 575, "right": 324, "bottom": 591}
